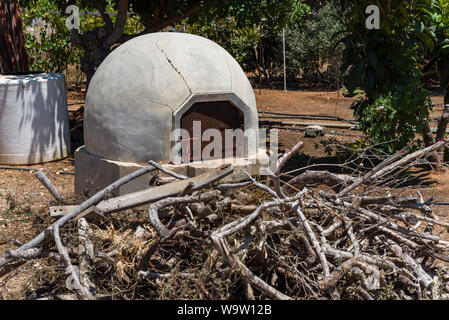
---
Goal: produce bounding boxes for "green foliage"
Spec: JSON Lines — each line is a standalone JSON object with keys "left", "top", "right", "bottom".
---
{"left": 195, "top": 0, "right": 309, "bottom": 31}
{"left": 186, "top": 0, "right": 310, "bottom": 80}
{"left": 284, "top": 2, "right": 344, "bottom": 84}
{"left": 21, "top": 0, "right": 145, "bottom": 73}
{"left": 185, "top": 16, "right": 259, "bottom": 73}
{"left": 20, "top": 0, "right": 340, "bottom": 85}
{"left": 338, "top": 0, "right": 435, "bottom": 152}
{"left": 22, "top": 0, "right": 80, "bottom": 72}
{"left": 430, "top": 0, "right": 449, "bottom": 99}
{"left": 431, "top": 0, "right": 449, "bottom": 31}
{"left": 353, "top": 89, "right": 431, "bottom": 153}
{"left": 185, "top": 1, "right": 344, "bottom": 85}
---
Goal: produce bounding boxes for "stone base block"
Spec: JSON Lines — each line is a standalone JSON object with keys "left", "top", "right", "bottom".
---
{"left": 75, "top": 146, "right": 270, "bottom": 196}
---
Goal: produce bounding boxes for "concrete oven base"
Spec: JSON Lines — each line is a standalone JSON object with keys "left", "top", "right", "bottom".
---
{"left": 75, "top": 146, "right": 271, "bottom": 196}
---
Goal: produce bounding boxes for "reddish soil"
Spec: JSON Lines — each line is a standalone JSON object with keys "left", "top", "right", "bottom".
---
{"left": 256, "top": 89, "right": 356, "bottom": 119}
{"left": 255, "top": 88, "right": 445, "bottom": 120}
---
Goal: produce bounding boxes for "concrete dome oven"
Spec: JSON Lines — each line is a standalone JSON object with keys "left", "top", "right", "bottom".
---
{"left": 76, "top": 32, "right": 266, "bottom": 196}
{"left": 84, "top": 32, "right": 259, "bottom": 163}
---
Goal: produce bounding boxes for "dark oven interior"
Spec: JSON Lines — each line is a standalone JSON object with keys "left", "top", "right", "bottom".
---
{"left": 180, "top": 101, "right": 244, "bottom": 162}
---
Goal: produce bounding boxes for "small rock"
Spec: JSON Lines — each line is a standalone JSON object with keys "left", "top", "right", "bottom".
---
{"left": 233, "top": 191, "right": 251, "bottom": 203}
{"left": 134, "top": 226, "right": 151, "bottom": 239}
{"left": 305, "top": 125, "right": 325, "bottom": 138}
{"left": 32, "top": 193, "right": 43, "bottom": 197}
{"left": 205, "top": 214, "right": 218, "bottom": 222}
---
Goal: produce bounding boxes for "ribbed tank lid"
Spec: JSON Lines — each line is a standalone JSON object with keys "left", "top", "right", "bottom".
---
{"left": 0, "top": 72, "right": 65, "bottom": 85}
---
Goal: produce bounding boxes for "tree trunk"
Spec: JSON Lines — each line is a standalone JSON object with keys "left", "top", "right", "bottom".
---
{"left": 435, "top": 90, "right": 449, "bottom": 162}
{"left": 71, "top": 28, "right": 111, "bottom": 83}
{"left": 422, "top": 120, "right": 443, "bottom": 170}
{"left": 0, "top": 1, "right": 28, "bottom": 74}
{"left": 437, "top": 90, "right": 449, "bottom": 141}
{"left": 70, "top": 0, "right": 202, "bottom": 84}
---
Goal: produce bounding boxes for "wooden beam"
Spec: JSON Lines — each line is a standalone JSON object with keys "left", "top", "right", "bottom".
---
{"left": 51, "top": 164, "right": 233, "bottom": 219}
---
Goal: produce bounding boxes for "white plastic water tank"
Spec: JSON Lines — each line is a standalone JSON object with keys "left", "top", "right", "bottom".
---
{"left": 0, "top": 72, "right": 71, "bottom": 164}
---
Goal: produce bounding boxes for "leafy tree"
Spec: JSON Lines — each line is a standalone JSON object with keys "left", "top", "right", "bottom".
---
{"left": 22, "top": 0, "right": 79, "bottom": 72}
{"left": 65, "top": 0, "right": 206, "bottom": 82}
{"left": 20, "top": 0, "right": 313, "bottom": 86}
{"left": 186, "top": 0, "right": 310, "bottom": 85}
{"left": 21, "top": 0, "right": 145, "bottom": 75}
{"left": 428, "top": 0, "right": 449, "bottom": 140}
{"left": 338, "top": 0, "right": 437, "bottom": 153}
{"left": 24, "top": 0, "right": 308, "bottom": 83}
{"left": 18, "top": 0, "right": 209, "bottom": 81}
{"left": 283, "top": 2, "right": 344, "bottom": 86}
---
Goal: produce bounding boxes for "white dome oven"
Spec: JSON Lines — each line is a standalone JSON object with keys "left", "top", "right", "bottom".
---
{"left": 75, "top": 33, "right": 268, "bottom": 195}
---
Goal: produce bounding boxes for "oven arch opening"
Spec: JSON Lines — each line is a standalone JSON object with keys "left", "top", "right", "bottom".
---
{"left": 171, "top": 93, "right": 258, "bottom": 164}
{"left": 179, "top": 101, "right": 244, "bottom": 162}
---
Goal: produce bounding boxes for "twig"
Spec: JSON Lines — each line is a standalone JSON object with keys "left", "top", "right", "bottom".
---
{"left": 291, "top": 200, "right": 330, "bottom": 277}
{"left": 78, "top": 218, "right": 96, "bottom": 298}
{"left": 380, "top": 236, "right": 433, "bottom": 289}
{"left": 193, "top": 279, "right": 216, "bottom": 300}
{"left": 138, "top": 271, "right": 193, "bottom": 278}
{"left": 148, "top": 191, "right": 220, "bottom": 239}
{"left": 319, "top": 257, "right": 361, "bottom": 291}
{"left": 94, "top": 164, "right": 233, "bottom": 214}
{"left": 211, "top": 235, "right": 291, "bottom": 300}
{"left": 337, "top": 143, "right": 413, "bottom": 197}
{"left": 53, "top": 224, "right": 93, "bottom": 300}
{"left": 276, "top": 140, "right": 304, "bottom": 175}
{"left": 34, "top": 170, "right": 65, "bottom": 202}
{"left": 148, "top": 160, "right": 188, "bottom": 180}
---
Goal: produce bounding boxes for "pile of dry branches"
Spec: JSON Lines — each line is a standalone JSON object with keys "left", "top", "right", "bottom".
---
{"left": 1, "top": 140, "right": 449, "bottom": 300}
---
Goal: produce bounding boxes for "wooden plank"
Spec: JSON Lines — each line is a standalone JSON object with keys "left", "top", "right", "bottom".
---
{"left": 49, "top": 205, "right": 103, "bottom": 221}
{"left": 94, "top": 164, "right": 232, "bottom": 214}
{"left": 51, "top": 164, "right": 233, "bottom": 218}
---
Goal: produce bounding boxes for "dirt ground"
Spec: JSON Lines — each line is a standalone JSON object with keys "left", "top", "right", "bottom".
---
{"left": 0, "top": 88, "right": 448, "bottom": 299}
